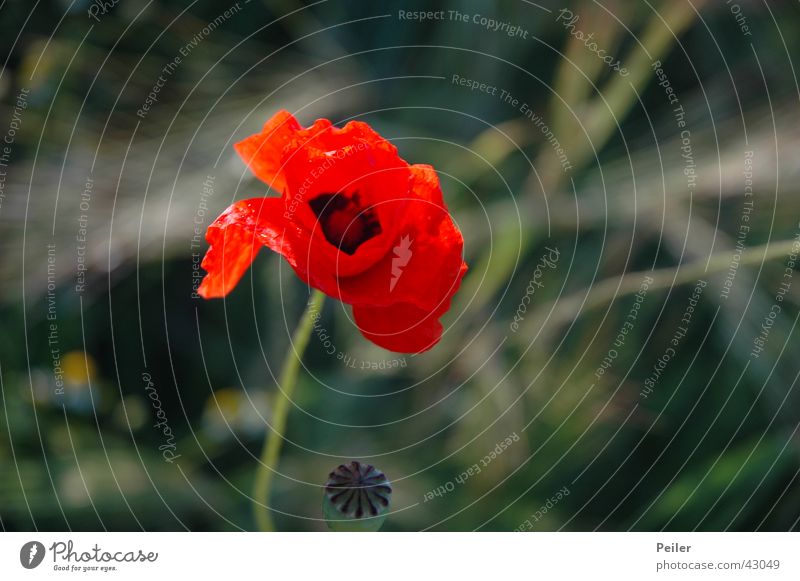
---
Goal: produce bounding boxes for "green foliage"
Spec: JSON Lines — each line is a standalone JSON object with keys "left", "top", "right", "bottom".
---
{"left": 1, "top": 0, "right": 799, "bottom": 531}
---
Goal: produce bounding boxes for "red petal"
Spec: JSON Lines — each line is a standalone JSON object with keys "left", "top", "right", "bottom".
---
{"left": 336, "top": 165, "right": 467, "bottom": 312}
{"left": 235, "top": 110, "right": 411, "bottom": 279}
{"left": 234, "top": 110, "right": 301, "bottom": 194}
{"left": 282, "top": 145, "right": 411, "bottom": 274}
{"left": 208, "top": 113, "right": 468, "bottom": 355}
{"left": 234, "top": 110, "right": 398, "bottom": 196}
{"left": 197, "top": 197, "right": 304, "bottom": 298}
{"left": 352, "top": 302, "right": 444, "bottom": 353}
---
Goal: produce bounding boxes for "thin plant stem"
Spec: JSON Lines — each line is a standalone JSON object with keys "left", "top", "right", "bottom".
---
{"left": 518, "top": 237, "right": 799, "bottom": 338}
{"left": 253, "top": 288, "right": 326, "bottom": 532}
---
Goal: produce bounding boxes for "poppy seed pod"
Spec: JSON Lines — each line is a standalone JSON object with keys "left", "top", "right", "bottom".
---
{"left": 323, "top": 461, "right": 391, "bottom": 532}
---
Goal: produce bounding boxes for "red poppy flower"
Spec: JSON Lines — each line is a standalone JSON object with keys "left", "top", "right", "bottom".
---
{"left": 197, "top": 110, "right": 467, "bottom": 353}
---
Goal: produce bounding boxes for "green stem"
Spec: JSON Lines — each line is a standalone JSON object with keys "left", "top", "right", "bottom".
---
{"left": 253, "top": 289, "right": 325, "bottom": 532}
{"left": 518, "top": 237, "right": 800, "bottom": 338}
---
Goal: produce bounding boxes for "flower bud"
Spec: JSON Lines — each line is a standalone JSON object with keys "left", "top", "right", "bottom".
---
{"left": 323, "top": 461, "right": 391, "bottom": 531}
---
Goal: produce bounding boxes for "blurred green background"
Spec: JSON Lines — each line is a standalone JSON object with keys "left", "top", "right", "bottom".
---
{"left": 1, "top": 0, "right": 799, "bottom": 531}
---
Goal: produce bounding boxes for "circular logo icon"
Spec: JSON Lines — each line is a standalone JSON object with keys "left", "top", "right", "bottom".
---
{"left": 20, "top": 541, "right": 46, "bottom": 569}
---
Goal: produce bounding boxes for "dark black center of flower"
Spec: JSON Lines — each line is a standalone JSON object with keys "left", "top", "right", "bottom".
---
{"left": 308, "top": 192, "right": 381, "bottom": 255}
{"left": 325, "top": 461, "right": 392, "bottom": 519}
